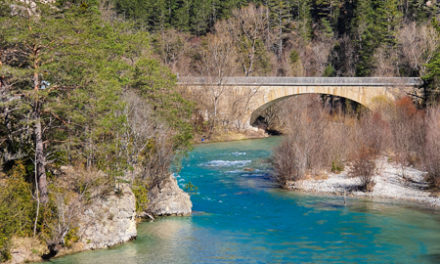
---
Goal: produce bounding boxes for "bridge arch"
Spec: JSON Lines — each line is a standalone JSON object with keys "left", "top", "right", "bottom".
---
{"left": 249, "top": 92, "right": 365, "bottom": 127}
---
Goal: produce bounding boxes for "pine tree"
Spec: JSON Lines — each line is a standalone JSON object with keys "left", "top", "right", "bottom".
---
{"left": 423, "top": 19, "right": 440, "bottom": 104}
{"left": 172, "top": 0, "right": 191, "bottom": 31}
{"left": 190, "top": 0, "right": 212, "bottom": 35}
{"left": 351, "top": 0, "right": 402, "bottom": 76}
{"left": 266, "top": 0, "right": 292, "bottom": 60}
{"left": 0, "top": 6, "right": 78, "bottom": 204}
{"left": 292, "top": 0, "right": 312, "bottom": 41}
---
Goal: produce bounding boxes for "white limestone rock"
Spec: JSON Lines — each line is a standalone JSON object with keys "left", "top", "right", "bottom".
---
{"left": 78, "top": 184, "right": 137, "bottom": 250}
{"left": 9, "top": 0, "right": 55, "bottom": 17}
{"left": 147, "top": 174, "right": 192, "bottom": 216}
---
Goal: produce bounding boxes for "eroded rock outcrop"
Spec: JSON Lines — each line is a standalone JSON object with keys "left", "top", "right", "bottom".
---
{"left": 7, "top": 170, "right": 190, "bottom": 263}
{"left": 77, "top": 184, "right": 137, "bottom": 250}
{"left": 146, "top": 174, "right": 192, "bottom": 216}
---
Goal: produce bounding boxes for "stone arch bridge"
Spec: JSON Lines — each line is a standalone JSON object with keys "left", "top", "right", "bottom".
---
{"left": 179, "top": 77, "right": 423, "bottom": 128}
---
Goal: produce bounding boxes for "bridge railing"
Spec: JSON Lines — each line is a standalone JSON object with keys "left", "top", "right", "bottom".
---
{"left": 178, "top": 77, "right": 423, "bottom": 86}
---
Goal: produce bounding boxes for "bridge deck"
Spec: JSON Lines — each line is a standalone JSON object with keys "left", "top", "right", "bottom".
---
{"left": 178, "top": 77, "right": 422, "bottom": 86}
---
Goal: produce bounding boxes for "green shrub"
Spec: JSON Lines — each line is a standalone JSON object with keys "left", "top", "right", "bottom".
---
{"left": 323, "top": 64, "right": 336, "bottom": 77}
{"left": 289, "top": 50, "right": 299, "bottom": 64}
{"left": 0, "top": 161, "right": 36, "bottom": 261}
{"left": 132, "top": 183, "right": 149, "bottom": 214}
{"left": 64, "top": 227, "right": 79, "bottom": 248}
{"left": 331, "top": 160, "right": 344, "bottom": 174}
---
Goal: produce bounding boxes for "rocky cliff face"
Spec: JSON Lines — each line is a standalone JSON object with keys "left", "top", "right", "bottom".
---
{"left": 147, "top": 174, "right": 192, "bottom": 216}
{"left": 77, "top": 184, "right": 137, "bottom": 250}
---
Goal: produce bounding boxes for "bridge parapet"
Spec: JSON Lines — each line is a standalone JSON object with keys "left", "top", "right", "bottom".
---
{"left": 178, "top": 77, "right": 423, "bottom": 87}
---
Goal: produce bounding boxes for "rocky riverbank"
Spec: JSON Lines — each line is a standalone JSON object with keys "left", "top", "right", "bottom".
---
{"left": 6, "top": 172, "right": 191, "bottom": 264}
{"left": 288, "top": 157, "right": 440, "bottom": 209}
{"left": 7, "top": 183, "right": 138, "bottom": 264}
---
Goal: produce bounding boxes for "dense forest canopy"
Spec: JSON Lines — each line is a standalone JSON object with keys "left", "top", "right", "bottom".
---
{"left": 113, "top": 0, "right": 436, "bottom": 35}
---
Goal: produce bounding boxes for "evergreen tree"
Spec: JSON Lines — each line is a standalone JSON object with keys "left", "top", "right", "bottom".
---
{"left": 311, "top": 0, "right": 341, "bottom": 37}
{"left": 352, "top": 0, "right": 402, "bottom": 76}
{"left": 172, "top": 0, "right": 191, "bottom": 31}
{"left": 423, "top": 19, "right": 440, "bottom": 104}
{"left": 190, "top": 0, "right": 212, "bottom": 35}
{"left": 292, "top": 0, "right": 312, "bottom": 41}
{"left": 266, "top": 0, "right": 292, "bottom": 60}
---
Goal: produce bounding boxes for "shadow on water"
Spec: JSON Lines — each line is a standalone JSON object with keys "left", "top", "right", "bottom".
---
{"left": 420, "top": 253, "right": 440, "bottom": 264}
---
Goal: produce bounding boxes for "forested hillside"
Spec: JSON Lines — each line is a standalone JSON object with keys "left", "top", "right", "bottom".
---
{"left": 110, "top": 0, "right": 440, "bottom": 137}
{"left": 112, "top": 0, "right": 440, "bottom": 101}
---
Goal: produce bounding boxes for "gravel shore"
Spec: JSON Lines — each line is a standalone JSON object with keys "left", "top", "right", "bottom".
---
{"left": 289, "top": 157, "right": 440, "bottom": 208}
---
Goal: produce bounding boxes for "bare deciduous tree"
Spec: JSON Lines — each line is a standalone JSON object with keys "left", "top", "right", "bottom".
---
{"left": 272, "top": 95, "right": 330, "bottom": 187}
{"left": 424, "top": 106, "right": 440, "bottom": 189}
{"left": 389, "top": 97, "right": 425, "bottom": 171}
{"left": 122, "top": 91, "right": 156, "bottom": 185}
{"left": 283, "top": 28, "right": 335, "bottom": 77}
{"left": 348, "top": 147, "right": 376, "bottom": 192}
{"left": 198, "top": 24, "right": 235, "bottom": 132}
{"left": 155, "top": 29, "right": 191, "bottom": 74}
{"left": 228, "top": 4, "right": 273, "bottom": 76}
{"left": 372, "top": 46, "right": 400, "bottom": 77}
{"left": 121, "top": 91, "right": 176, "bottom": 186}
{"left": 397, "top": 22, "right": 439, "bottom": 76}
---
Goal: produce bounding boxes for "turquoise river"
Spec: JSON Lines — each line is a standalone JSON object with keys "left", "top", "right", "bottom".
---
{"left": 47, "top": 137, "right": 440, "bottom": 264}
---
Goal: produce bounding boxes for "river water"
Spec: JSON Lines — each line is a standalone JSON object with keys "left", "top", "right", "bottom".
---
{"left": 49, "top": 137, "right": 440, "bottom": 264}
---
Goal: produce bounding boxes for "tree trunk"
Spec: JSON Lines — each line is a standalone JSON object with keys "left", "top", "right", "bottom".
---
{"left": 34, "top": 111, "right": 48, "bottom": 205}
{"left": 32, "top": 47, "right": 48, "bottom": 205}
{"left": 0, "top": 50, "right": 4, "bottom": 89}
{"left": 33, "top": 147, "right": 40, "bottom": 237}
{"left": 278, "top": 12, "right": 283, "bottom": 61}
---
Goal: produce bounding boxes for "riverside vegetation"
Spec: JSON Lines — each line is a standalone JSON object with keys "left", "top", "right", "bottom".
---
{"left": 272, "top": 95, "right": 440, "bottom": 199}
{"left": 3, "top": 0, "right": 440, "bottom": 263}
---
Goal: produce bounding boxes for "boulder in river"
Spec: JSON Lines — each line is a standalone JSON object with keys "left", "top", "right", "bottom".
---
{"left": 146, "top": 174, "right": 192, "bottom": 216}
